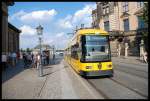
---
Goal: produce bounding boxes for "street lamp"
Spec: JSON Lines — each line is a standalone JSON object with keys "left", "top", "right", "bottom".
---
{"left": 36, "top": 25, "right": 43, "bottom": 77}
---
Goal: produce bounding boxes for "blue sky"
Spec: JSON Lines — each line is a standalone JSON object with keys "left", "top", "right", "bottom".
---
{"left": 8, "top": 2, "right": 96, "bottom": 50}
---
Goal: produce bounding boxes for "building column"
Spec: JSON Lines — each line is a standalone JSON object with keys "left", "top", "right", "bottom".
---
{"left": 124, "top": 42, "right": 129, "bottom": 58}
{"left": 117, "top": 43, "right": 121, "bottom": 57}
{"left": 140, "top": 40, "right": 144, "bottom": 60}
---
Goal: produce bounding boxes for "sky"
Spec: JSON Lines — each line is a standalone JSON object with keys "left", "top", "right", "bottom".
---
{"left": 8, "top": 2, "right": 96, "bottom": 50}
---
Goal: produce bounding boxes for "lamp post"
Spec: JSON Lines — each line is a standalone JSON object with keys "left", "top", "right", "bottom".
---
{"left": 36, "top": 25, "right": 43, "bottom": 77}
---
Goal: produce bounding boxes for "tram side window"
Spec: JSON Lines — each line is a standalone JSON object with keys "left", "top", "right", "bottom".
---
{"left": 71, "top": 43, "right": 79, "bottom": 60}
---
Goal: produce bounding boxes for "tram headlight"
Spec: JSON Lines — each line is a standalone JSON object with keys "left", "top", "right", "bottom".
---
{"left": 86, "top": 66, "right": 92, "bottom": 69}
{"left": 107, "top": 64, "right": 112, "bottom": 68}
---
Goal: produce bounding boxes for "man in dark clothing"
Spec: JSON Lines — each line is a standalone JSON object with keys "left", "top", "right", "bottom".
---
{"left": 23, "top": 53, "right": 27, "bottom": 68}
{"left": 46, "top": 54, "right": 49, "bottom": 65}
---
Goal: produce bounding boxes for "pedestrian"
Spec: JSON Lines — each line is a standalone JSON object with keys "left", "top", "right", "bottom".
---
{"left": 12, "top": 52, "right": 17, "bottom": 67}
{"left": 53, "top": 54, "right": 55, "bottom": 64}
{"left": 43, "top": 52, "right": 46, "bottom": 65}
{"left": 23, "top": 53, "right": 27, "bottom": 68}
{"left": 143, "top": 51, "right": 147, "bottom": 63}
{"left": 2, "top": 53, "right": 7, "bottom": 71}
{"left": 17, "top": 51, "right": 20, "bottom": 62}
{"left": 32, "top": 53, "right": 37, "bottom": 68}
{"left": 27, "top": 53, "right": 32, "bottom": 66}
{"left": 8, "top": 52, "right": 12, "bottom": 67}
{"left": 36, "top": 53, "right": 41, "bottom": 70}
{"left": 46, "top": 53, "right": 49, "bottom": 65}
{"left": 31, "top": 53, "right": 34, "bottom": 62}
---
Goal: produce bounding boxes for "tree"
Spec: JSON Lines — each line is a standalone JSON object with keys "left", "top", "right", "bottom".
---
{"left": 141, "top": 2, "right": 148, "bottom": 37}
{"left": 26, "top": 48, "right": 31, "bottom": 53}
{"left": 142, "top": 2, "right": 148, "bottom": 24}
{"left": 141, "top": 2, "right": 148, "bottom": 52}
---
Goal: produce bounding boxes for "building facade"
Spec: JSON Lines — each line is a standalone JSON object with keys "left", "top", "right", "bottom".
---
{"left": 8, "top": 23, "right": 21, "bottom": 53}
{"left": 2, "top": 2, "right": 14, "bottom": 56}
{"left": 92, "top": 2, "right": 148, "bottom": 56}
{"left": 2, "top": 2, "right": 21, "bottom": 63}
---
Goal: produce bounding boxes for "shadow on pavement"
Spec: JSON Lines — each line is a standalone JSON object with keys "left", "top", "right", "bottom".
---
{"left": 84, "top": 75, "right": 113, "bottom": 79}
{"left": 2, "top": 59, "right": 28, "bottom": 83}
{"left": 42, "top": 56, "right": 64, "bottom": 76}
{"left": 43, "top": 56, "right": 63, "bottom": 67}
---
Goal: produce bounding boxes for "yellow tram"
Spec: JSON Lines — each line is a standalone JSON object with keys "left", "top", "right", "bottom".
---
{"left": 64, "top": 28, "right": 113, "bottom": 77}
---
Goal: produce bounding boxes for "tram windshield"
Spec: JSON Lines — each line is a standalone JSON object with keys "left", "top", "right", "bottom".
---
{"left": 81, "top": 35, "right": 111, "bottom": 62}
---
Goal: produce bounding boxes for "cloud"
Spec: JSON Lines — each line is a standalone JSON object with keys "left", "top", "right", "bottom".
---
{"left": 57, "top": 4, "right": 96, "bottom": 29}
{"left": 57, "top": 15, "right": 73, "bottom": 29}
{"left": 10, "top": 9, "right": 57, "bottom": 24}
{"left": 55, "top": 32, "right": 65, "bottom": 37}
{"left": 20, "top": 25, "right": 36, "bottom": 36}
{"left": 20, "top": 9, "right": 57, "bottom": 22}
{"left": 72, "top": 4, "right": 96, "bottom": 27}
{"left": 9, "top": 10, "right": 27, "bottom": 21}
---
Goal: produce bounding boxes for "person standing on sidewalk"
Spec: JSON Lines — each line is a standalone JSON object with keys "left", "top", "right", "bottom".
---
{"left": 43, "top": 52, "right": 46, "bottom": 65}
{"left": 143, "top": 51, "right": 148, "bottom": 63}
{"left": 17, "top": 51, "right": 20, "bottom": 63}
{"left": 46, "top": 53, "right": 49, "bottom": 65}
{"left": 36, "top": 53, "right": 41, "bottom": 70}
{"left": 32, "top": 53, "right": 37, "bottom": 68}
{"left": 2, "top": 53, "right": 7, "bottom": 71}
{"left": 12, "top": 52, "right": 17, "bottom": 67}
{"left": 23, "top": 53, "right": 28, "bottom": 68}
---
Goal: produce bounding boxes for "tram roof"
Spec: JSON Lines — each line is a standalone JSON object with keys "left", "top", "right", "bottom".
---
{"left": 76, "top": 28, "right": 108, "bottom": 35}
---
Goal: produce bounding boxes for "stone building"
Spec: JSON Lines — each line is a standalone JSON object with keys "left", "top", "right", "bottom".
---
{"left": 8, "top": 23, "right": 21, "bottom": 53}
{"left": 2, "top": 2, "right": 21, "bottom": 64}
{"left": 2, "top": 2, "right": 14, "bottom": 56}
{"left": 92, "top": 2, "right": 148, "bottom": 56}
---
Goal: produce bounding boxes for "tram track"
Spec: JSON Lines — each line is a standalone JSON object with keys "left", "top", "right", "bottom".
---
{"left": 86, "top": 79, "right": 110, "bottom": 99}
{"left": 108, "top": 78, "right": 147, "bottom": 98}
{"left": 86, "top": 76, "right": 147, "bottom": 99}
{"left": 114, "top": 67, "right": 148, "bottom": 79}
{"left": 113, "top": 63, "right": 148, "bottom": 73}
{"left": 64, "top": 58, "right": 147, "bottom": 99}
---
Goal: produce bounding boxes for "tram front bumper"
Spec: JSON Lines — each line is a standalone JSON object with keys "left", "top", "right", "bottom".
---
{"left": 79, "top": 69, "right": 113, "bottom": 77}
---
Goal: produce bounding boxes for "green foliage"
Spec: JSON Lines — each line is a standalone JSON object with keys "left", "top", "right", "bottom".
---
{"left": 142, "top": 2, "right": 148, "bottom": 24}
{"left": 26, "top": 48, "right": 31, "bottom": 53}
{"left": 141, "top": 2, "right": 148, "bottom": 40}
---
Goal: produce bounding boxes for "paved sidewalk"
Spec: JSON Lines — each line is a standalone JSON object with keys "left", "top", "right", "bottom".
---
{"left": 112, "top": 56, "right": 148, "bottom": 65}
{"left": 2, "top": 60, "right": 46, "bottom": 99}
{"left": 2, "top": 58, "right": 103, "bottom": 99}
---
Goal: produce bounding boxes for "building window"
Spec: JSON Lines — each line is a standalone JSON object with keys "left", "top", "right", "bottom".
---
{"left": 122, "top": 2, "right": 129, "bottom": 12}
{"left": 138, "top": 16, "right": 145, "bottom": 29}
{"left": 103, "top": 6, "right": 109, "bottom": 15}
{"left": 104, "top": 21, "right": 109, "bottom": 31}
{"left": 123, "top": 19, "right": 129, "bottom": 31}
{"left": 137, "top": 2, "right": 144, "bottom": 8}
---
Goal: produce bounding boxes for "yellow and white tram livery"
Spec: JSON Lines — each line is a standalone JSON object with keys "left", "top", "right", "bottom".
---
{"left": 64, "top": 28, "right": 113, "bottom": 77}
